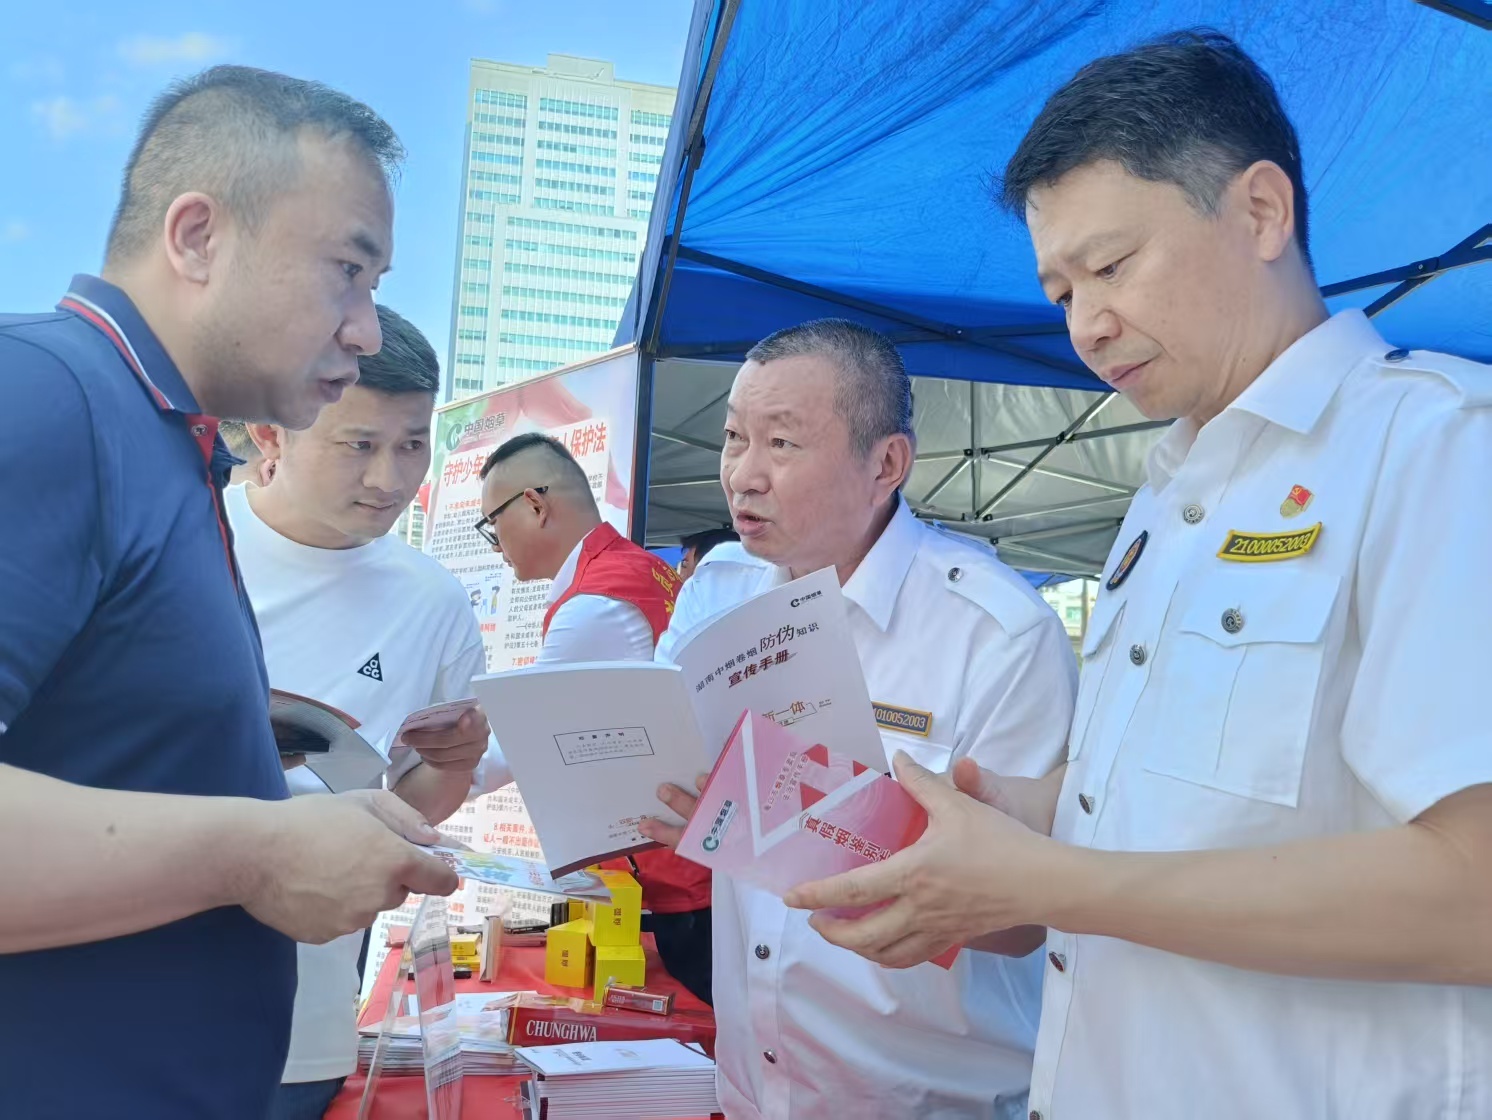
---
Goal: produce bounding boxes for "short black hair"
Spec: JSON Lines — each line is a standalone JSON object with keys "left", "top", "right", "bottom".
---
{"left": 107, "top": 65, "right": 403, "bottom": 263}
{"left": 745, "top": 318, "right": 913, "bottom": 457}
{"left": 1001, "top": 30, "right": 1310, "bottom": 264}
{"left": 218, "top": 419, "right": 258, "bottom": 460}
{"left": 479, "top": 432, "right": 592, "bottom": 506}
{"left": 681, "top": 527, "right": 738, "bottom": 559}
{"left": 358, "top": 305, "right": 439, "bottom": 395}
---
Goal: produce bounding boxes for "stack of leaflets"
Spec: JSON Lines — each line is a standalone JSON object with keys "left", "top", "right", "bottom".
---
{"left": 356, "top": 991, "right": 531, "bottom": 1076}
{"left": 514, "top": 1038, "right": 718, "bottom": 1119}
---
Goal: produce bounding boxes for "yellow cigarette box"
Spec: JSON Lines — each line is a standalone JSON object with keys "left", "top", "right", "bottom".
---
{"left": 589, "top": 869, "right": 643, "bottom": 948}
{"left": 568, "top": 899, "right": 587, "bottom": 922}
{"left": 592, "top": 943, "right": 647, "bottom": 1002}
{"left": 544, "top": 919, "right": 594, "bottom": 989}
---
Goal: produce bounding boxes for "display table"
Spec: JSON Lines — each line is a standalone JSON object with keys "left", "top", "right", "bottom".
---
{"left": 327, "top": 933, "right": 717, "bottom": 1119}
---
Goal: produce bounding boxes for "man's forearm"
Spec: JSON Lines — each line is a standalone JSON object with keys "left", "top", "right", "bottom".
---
{"left": 1039, "top": 784, "right": 1492, "bottom": 985}
{"left": 0, "top": 764, "right": 264, "bottom": 953}
{"left": 392, "top": 763, "right": 470, "bottom": 825}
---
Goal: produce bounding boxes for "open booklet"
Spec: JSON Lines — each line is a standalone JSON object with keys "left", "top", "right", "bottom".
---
{"left": 679, "top": 710, "right": 960, "bottom": 969}
{"left": 269, "top": 689, "right": 387, "bottom": 794}
{"left": 472, "top": 567, "right": 887, "bottom": 876}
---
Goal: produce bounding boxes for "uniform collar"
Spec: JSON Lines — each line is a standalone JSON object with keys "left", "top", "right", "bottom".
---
{"left": 840, "top": 497, "right": 921, "bottom": 632}
{"left": 546, "top": 523, "right": 607, "bottom": 606}
{"left": 1145, "top": 310, "right": 1388, "bottom": 491}
{"left": 58, "top": 274, "right": 201, "bottom": 415}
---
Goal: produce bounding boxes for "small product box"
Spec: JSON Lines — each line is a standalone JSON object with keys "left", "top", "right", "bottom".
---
{"left": 589, "top": 869, "right": 642, "bottom": 948}
{"left": 544, "top": 919, "right": 594, "bottom": 989}
{"left": 592, "top": 944, "right": 647, "bottom": 1002}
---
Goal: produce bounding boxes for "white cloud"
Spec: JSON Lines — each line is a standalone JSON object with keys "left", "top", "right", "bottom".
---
{"left": 30, "top": 94, "right": 124, "bottom": 141}
{"left": 118, "top": 32, "right": 232, "bottom": 68}
{"left": 1, "top": 221, "right": 31, "bottom": 244}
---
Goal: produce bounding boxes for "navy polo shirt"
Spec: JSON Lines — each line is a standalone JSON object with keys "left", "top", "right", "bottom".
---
{"left": 0, "top": 276, "right": 295, "bottom": 1118}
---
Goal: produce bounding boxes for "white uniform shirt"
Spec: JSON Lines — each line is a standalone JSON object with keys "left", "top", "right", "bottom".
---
{"left": 225, "top": 484, "right": 486, "bottom": 1084}
{"left": 657, "top": 499, "right": 1077, "bottom": 1120}
{"left": 1028, "top": 311, "right": 1492, "bottom": 1120}
{"left": 469, "top": 526, "right": 655, "bottom": 794}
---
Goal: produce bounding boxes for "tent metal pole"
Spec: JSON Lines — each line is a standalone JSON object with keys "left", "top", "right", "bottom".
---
{"left": 921, "top": 456, "right": 971, "bottom": 504}
{"left": 654, "top": 428, "right": 722, "bottom": 453}
{"left": 1413, "top": 0, "right": 1492, "bottom": 31}
{"left": 643, "top": 0, "right": 742, "bottom": 356}
{"left": 970, "top": 382, "right": 982, "bottom": 513}
{"left": 983, "top": 454, "right": 1134, "bottom": 495}
{"left": 996, "top": 515, "right": 1127, "bottom": 544}
{"left": 1319, "top": 224, "right": 1492, "bottom": 309}
{"left": 987, "top": 494, "right": 1132, "bottom": 522}
{"left": 674, "top": 246, "right": 1093, "bottom": 380}
{"left": 976, "top": 395, "right": 1115, "bottom": 519}
{"left": 913, "top": 417, "right": 1170, "bottom": 463}
{"left": 631, "top": 352, "right": 656, "bottom": 545}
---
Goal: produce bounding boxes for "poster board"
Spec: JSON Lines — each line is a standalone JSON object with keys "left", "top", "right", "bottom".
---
{"left": 364, "top": 347, "right": 643, "bottom": 996}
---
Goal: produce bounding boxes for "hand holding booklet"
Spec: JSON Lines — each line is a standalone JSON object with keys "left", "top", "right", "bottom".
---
{"left": 678, "top": 710, "right": 960, "bottom": 969}
{"left": 472, "top": 567, "right": 888, "bottom": 876}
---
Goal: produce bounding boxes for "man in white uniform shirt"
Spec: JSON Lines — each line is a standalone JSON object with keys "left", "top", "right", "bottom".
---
{"left": 227, "top": 305, "right": 494, "bottom": 1120}
{"left": 642, "top": 319, "right": 1077, "bottom": 1119}
{"left": 788, "top": 33, "right": 1492, "bottom": 1120}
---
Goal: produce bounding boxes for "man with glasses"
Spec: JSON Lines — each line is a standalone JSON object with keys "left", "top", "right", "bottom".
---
{"left": 472, "top": 433, "right": 714, "bottom": 1003}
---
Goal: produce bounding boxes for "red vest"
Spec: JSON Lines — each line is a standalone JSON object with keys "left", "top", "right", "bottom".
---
{"left": 542, "top": 524, "right": 711, "bottom": 914}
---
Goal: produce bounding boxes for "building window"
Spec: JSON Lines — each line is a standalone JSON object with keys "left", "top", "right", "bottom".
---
{"left": 502, "top": 285, "right": 628, "bottom": 309}
{"left": 458, "top": 304, "right": 488, "bottom": 317}
{"left": 467, "top": 212, "right": 496, "bottom": 225}
{"left": 534, "top": 178, "right": 615, "bottom": 198}
{"left": 468, "top": 190, "right": 521, "bottom": 204}
{"left": 469, "top": 171, "right": 521, "bottom": 186}
{"left": 461, "top": 281, "right": 490, "bottom": 296}
{"left": 629, "top": 151, "right": 663, "bottom": 165}
{"left": 502, "top": 261, "right": 633, "bottom": 285}
{"left": 628, "top": 170, "right": 657, "bottom": 184}
{"left": 475, "top": 90, "right": 527, "bottom": 108}
{"left": 473, "top": 112, "right": 525, "bottom": 128}
{"left": 471, "top": 133, "right": 525, "bottom": 149}
{"left": 537, "top": 121, "right": 617, "bottom": 140}
{"left": 461, "top": 257, "right": 491, "bottom": 271}
{"left": 455, "top": 354, "right": 484, "bottom": 365}
{"left": 540, "top": 97, "right": 619, "bottom": 121}
{"left": 471, "top": 151, "right": 522, "bottom": 167}
{"left": 499, "top": 332, "right": 611, "bottom": 352}
{"left": 501, "top": 309, "right": 616, "bottom": 331}
{"left": 631, "top": 110, "right": 671, "bottom": 128}
{"left": 506, "top": 217, "right": 637, "bottom": 241}
{"left": 456, "top": 328, "right": 487, "bottom": 341}
{"left": 628, "top": 208, "right": 652, "bottom": 220}
{"left": 537, "top": 139, "right": 616, "bottom": 160}
{"left": 535, "top": 158, "right": 615, "bottom": 178}
{"left": 629, "top": 133, "right": 667, "bottom": 148}
{"left": 497, "top": 357, "right": 557, "bottom": 372}
{"left": 465, "top": 234, "right": 495, "bottom": 248}
{"left": 627, "top": 189, "right": 655, "bottom": 202}
{"left": 534, "top": 197, "right": 614, "bottom": 215}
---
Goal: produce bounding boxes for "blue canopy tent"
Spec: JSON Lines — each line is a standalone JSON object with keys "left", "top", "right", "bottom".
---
{"left": 618, "top": 0, "right": 1491, "bottom": 577}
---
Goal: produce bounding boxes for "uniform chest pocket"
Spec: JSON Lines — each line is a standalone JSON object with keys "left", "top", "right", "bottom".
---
{"left": 1140, "top": 567, "right": 1340, "bottom": 807}
{"left": 1067, "top": 596, "right": 1126, "bottom": 762}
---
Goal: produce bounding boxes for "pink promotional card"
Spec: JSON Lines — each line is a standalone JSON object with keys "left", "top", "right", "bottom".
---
{"left": 680, "top": 710, "right": 958, "bottom": 969}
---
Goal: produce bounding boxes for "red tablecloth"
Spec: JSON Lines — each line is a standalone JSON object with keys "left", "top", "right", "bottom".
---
{"left": 327, "top": 934, "right": 717, "bottom": 1119}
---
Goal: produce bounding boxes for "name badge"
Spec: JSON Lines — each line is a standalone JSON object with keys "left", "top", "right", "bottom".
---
{"left": 1217, "top": 523, "right": 1322, "bottom": 563}
{"left": 873, "top": 702, "right": 933, "bottom": 737}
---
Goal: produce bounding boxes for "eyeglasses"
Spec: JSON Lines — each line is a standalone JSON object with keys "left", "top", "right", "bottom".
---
{"left": 473, "top": 485, "right": 547, "bottom": 548}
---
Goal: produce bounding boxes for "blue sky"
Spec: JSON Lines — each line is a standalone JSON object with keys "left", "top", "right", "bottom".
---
{"left": 0, "top": 0, "right": 693, "bottom": 362}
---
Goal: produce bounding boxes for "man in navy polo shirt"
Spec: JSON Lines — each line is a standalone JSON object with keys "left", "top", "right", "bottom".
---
{"left": 0, "top": 66, "right": 457, "bottom": 1118}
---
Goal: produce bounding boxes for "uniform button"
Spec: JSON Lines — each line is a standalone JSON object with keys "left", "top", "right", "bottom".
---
{"left": 754, "top": 944, "right": 771, "bottom": 960}
{"left": 1221, "top": 608, "right": 1245, "bottom": 634}
{"left": 1048, "top": 951, "right": 1066, "bottom": 972}
{"left": 1078, "top": 793, "right": 1095, "bottom": 815}
{"left": 1384, "top": 347, "right": 1410, "bottom": 362}
{"left": 1182, "top": 503, "right": 1205, "bottom": 524}
{"left": 1128, "top": 643, "right": 1147, "bottom": 666}
{"left": 947, "top": 566, "right": 963, "bottom": 582}
{"left": 763, "top": 1049, "right": 778, "bottom": 1064}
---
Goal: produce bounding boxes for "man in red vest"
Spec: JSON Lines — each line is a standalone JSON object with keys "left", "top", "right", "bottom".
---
{"left": 473, "top": 432, "right": 713, "bottom": 1004}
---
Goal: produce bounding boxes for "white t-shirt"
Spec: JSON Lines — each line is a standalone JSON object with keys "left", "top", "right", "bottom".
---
{"left": 225, "top": 484, "right": 486, "bottom": 1084}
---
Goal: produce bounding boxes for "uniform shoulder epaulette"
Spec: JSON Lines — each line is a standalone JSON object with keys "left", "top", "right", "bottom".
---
{"left": 1373, "top": 346, "right": 1492, "bottom": 409}
{"left": 921, "top": 524, "right": 1049, "bottom": 638}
